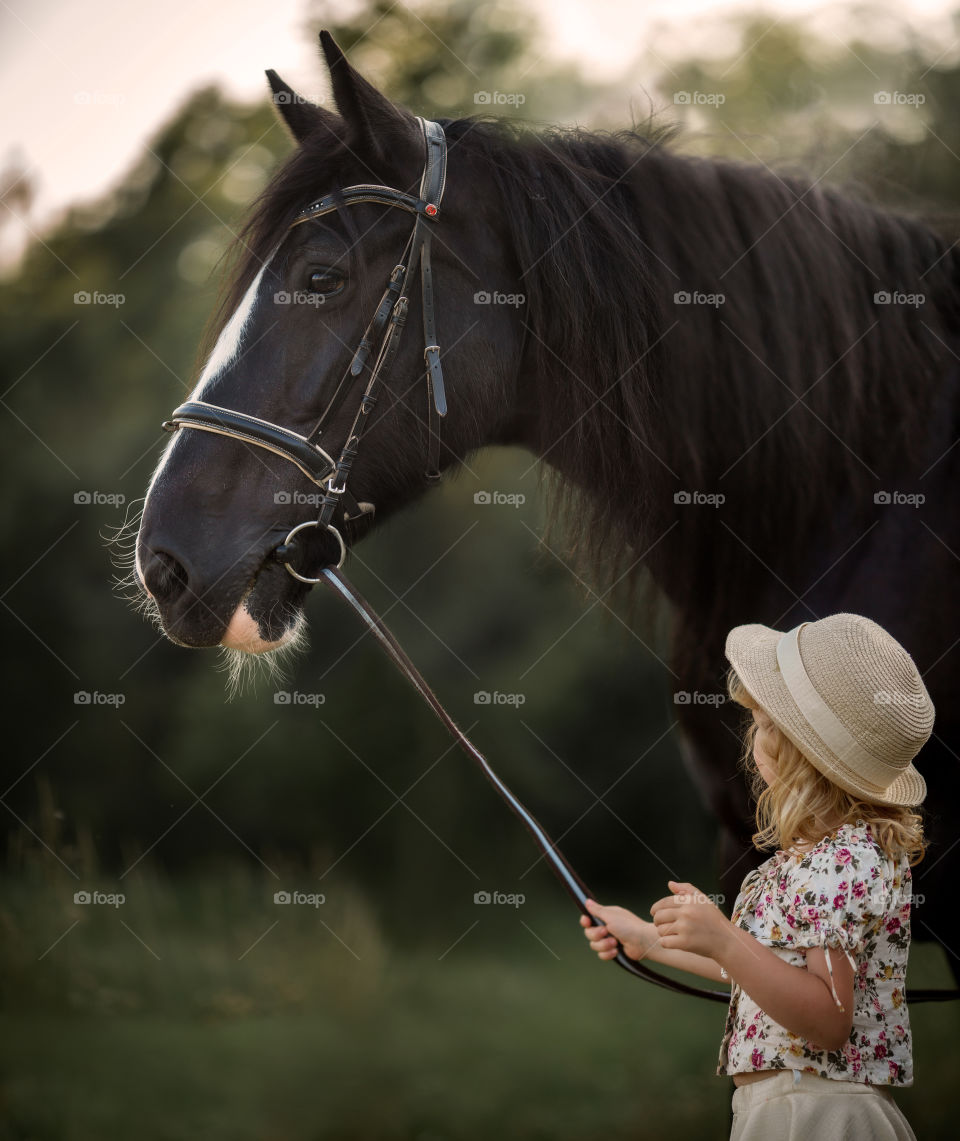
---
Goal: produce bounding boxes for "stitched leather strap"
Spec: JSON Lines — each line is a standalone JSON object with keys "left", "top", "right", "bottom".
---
{"left": 419, "top": 120, "right": 447, "bottom": 419}
{"left": 418, "top": 118, "right": 446, "bottom": 480}
{"left": 292, "top": 188, "right": 438, "bottom": 227}
{"left": 163, "top": 401, "right": 338, "bottom": 485}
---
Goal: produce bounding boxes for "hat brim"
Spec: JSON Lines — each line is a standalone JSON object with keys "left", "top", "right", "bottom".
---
{"left": 725, "top": 623, "right": 927, "bottom": 807}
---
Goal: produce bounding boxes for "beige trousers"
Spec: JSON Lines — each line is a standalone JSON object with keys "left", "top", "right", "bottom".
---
{"left": 730, "top": 1069, "right": 916, "bottom": 1140}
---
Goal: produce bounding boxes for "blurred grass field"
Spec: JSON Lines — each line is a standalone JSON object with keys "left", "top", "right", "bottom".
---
{"left": 3, "top": 849, "right": 958, "bottom": 1141}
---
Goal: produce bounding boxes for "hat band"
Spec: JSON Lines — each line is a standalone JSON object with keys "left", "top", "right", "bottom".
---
{"left": 776, "top": 623, "right": 900, "bottom": 789}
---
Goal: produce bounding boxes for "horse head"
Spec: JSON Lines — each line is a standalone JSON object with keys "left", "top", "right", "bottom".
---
{"left": 135, "top": 32, "right": 528, "bottom": 652}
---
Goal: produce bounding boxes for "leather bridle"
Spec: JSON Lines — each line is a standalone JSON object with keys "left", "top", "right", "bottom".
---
{"left": 158, "top": 117, "right": 958, "bottom": 1005}
{"left": 162, "top": 116, "right": 449, "bottom": 577}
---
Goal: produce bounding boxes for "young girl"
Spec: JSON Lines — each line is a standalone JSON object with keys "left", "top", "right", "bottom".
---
{"left": 581, "top": 612, "right": 932, "bottom": 1140}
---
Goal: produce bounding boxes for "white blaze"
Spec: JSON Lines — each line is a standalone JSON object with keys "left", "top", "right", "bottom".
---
{"left": 135, "top": 250, "right": 278, "bottom": 590}
{"left": 136, "top": 244, "right": 300, "bottom": 652}
{"left": 195, "top": 255, "right": 274, "bottom": 390}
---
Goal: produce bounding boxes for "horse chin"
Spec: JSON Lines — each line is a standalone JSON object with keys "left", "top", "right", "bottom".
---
{"left": 221, "top": 601, "right": 301, "bottom": 654}
{"left": 217, "top": 598, "right": 308, "bottom": 696}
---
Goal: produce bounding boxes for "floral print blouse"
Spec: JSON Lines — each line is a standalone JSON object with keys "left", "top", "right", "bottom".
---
{"left": 716, "top": 818, "right": 914, "bottom": 1085}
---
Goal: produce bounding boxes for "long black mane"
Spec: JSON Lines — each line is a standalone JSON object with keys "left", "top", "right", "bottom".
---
{"left": 212, "top": 113, "right": 960, "bottom": 639}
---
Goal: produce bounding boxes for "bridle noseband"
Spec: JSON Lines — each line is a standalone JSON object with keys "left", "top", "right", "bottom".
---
{"left": 162, "top": 116, "right": 449, "bottom": 577}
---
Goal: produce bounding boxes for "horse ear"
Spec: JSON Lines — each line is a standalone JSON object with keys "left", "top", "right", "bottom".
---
{"left": 265, "top": 69, "right": 339, "bottom": 144}
{"left": 318, "top": 30, "right": 419, "bottom": 173}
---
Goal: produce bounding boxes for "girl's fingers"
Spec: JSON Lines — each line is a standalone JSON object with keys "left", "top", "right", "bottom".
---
{"left": 586, "top": 933, "right": 617, "bottom": 953}
{"left": 580, "top": 911, "right": 620, "bottom": 958}
{"left": 580, "top": 907, "right": 621, "bottom": 962}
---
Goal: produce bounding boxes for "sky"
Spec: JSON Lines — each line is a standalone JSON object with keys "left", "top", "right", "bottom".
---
{"left": 1, "top": 0, "right": 958, "bottom": 262}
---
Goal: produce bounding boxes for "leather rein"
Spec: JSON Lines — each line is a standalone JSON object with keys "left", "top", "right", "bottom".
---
{"left": 319, "top": 566, "right": 730, "bottom": 1001}
{"left": 159, "top": 118, "right": 958, "bottom": 1004}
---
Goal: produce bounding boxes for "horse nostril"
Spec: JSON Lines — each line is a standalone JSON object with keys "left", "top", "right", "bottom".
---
{"left": 142, "top": 550, "right": 190, "bottom": 605}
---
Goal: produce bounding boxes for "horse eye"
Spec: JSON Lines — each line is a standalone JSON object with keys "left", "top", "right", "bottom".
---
{"left": 307, "top": 270, "right": 344, "bottom": 296}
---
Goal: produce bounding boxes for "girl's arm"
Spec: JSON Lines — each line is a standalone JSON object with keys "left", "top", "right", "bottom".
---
{"left": 640, "top": 941, "right": 729, "bottom": 984}
{"left": 650, "top": 880, "right": 855, "bottom": 1050}
{"left": 581, "top": 902, "right": 729, "bottom": 984}
{"left": 715, "top": 926, "right": 854, "bottom": 1049}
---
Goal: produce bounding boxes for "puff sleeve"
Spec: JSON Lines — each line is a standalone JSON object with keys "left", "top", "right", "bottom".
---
{"left": 779, "top": 836, "right": 889, "bottom": 1011}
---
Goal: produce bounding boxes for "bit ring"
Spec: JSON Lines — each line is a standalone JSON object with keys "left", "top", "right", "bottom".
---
{"left": 278, "top": 520, "right": 346, "bottom": 581}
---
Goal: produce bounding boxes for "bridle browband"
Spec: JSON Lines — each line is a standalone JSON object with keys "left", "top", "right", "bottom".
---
{"left": 158, "top": 118, "right": 958, "bottom": 1005}
{"left": 163, "top": 116, "right": 449, "bottom": 576}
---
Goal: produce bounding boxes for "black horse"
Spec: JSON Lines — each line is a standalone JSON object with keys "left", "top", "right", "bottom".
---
{"left": 136, "top": 32, "right": 960, "bottom": 982}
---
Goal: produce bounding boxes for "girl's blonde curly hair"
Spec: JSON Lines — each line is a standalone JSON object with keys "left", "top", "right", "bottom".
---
{"left": 726, "top": 667, "right": 927, "bottom": 866}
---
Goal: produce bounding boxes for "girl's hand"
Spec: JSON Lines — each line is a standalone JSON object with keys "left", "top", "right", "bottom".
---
{"left": 580, "top": 898, "right": 660, "bottom": 962}
{"left": 649, "top": 880, "right": 732, "bottom": 960}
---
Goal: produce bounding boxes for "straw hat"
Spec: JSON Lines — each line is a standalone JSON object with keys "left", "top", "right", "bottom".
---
{"left": 725, "top": 613, "right": 933, "bottom": 806}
